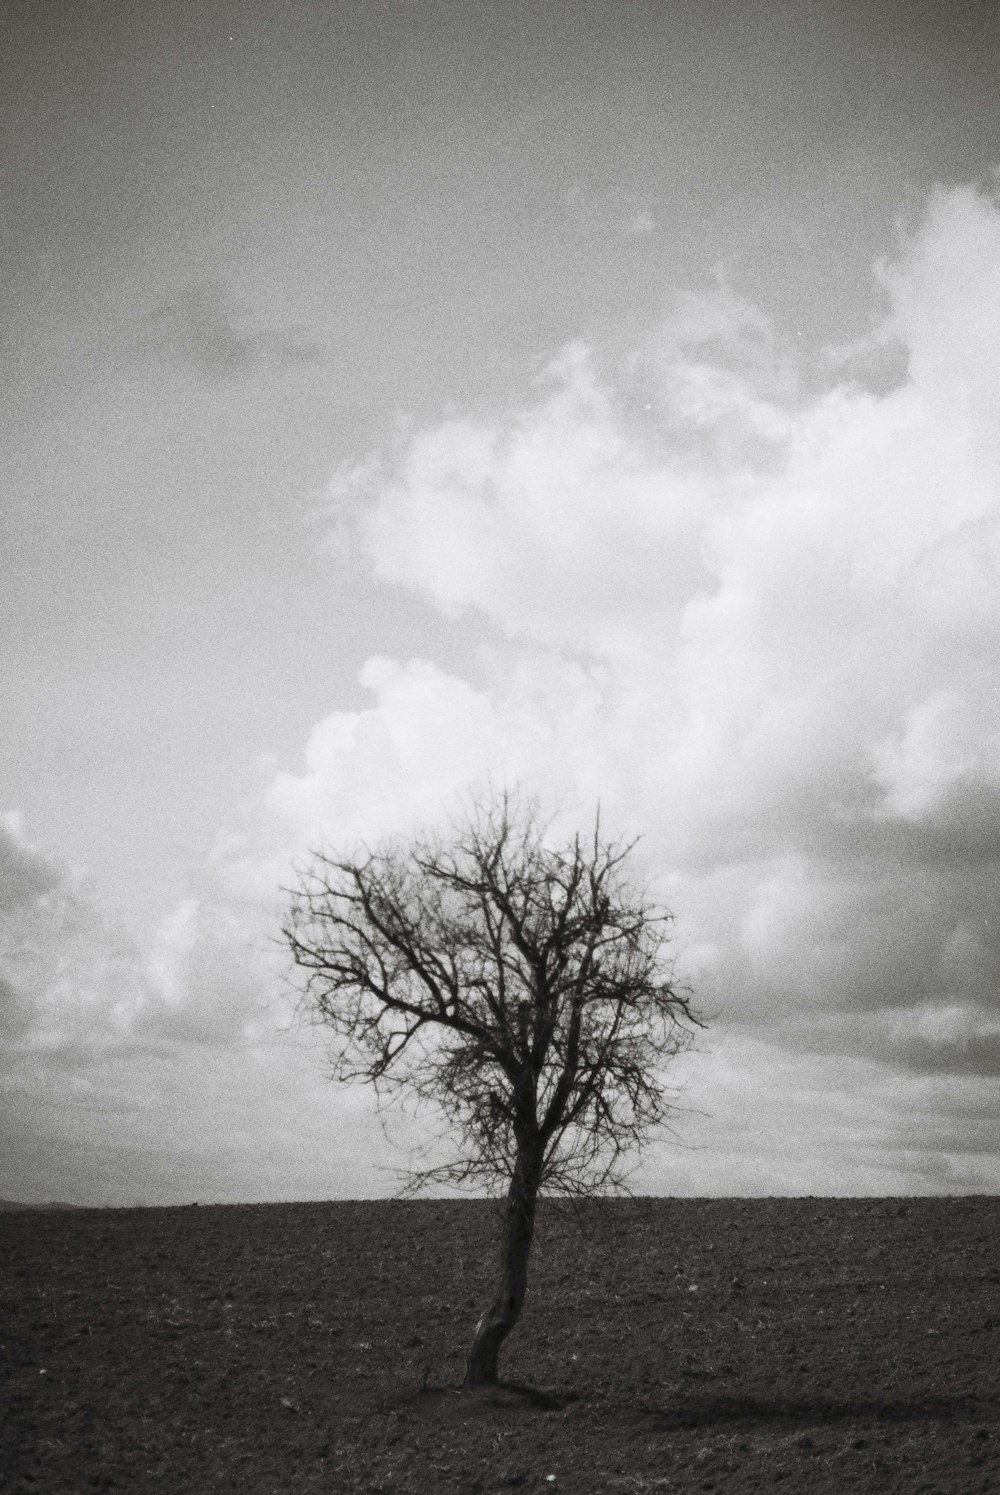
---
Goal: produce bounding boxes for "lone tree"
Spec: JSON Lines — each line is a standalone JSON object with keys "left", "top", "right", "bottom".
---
{"left": 282, "top": 793, "right": 700, "bottom": 1387}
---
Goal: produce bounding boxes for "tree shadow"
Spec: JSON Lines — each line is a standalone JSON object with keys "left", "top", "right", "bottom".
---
{"left": 475, "top": 1379, "right": 569, "bottom": 1411}
{"left": 393, "top": 1380, "right": 571, "bottom": 1414}
{"left": 638, "top": 1393, "right": 980, "bottom": 1431}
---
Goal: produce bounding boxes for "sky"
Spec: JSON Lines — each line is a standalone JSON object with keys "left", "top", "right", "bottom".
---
{"left": 3, "top": 0, "right": 1000, "bottom": 1205}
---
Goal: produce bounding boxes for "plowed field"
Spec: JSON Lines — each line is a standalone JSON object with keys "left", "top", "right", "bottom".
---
{"left": 2, "top": 1197, "right": 998, "bottom": 1493}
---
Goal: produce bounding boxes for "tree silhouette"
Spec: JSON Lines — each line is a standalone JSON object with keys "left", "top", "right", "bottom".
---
{"left": 282, "top": 792, "right": 701, "bottom": 1387}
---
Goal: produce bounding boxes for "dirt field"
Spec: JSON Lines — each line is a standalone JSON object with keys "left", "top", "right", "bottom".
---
{"left": 2, "top": 1196, "right": 998, "bottom": 1493}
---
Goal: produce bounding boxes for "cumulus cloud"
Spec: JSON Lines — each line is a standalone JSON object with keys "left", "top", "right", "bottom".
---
{"left": 300, "top": 182, "right": 1000, "bottom": 1190}
{"left": 10, "top": 182, "right": 1000, "bottom": 1201}
{"left": 0, "top": 817, "right": 376, "bottom": 1205}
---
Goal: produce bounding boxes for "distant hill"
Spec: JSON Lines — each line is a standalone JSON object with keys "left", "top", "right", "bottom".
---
{"left": 0, "top": 1199, "right": 87, "bottom": 1211}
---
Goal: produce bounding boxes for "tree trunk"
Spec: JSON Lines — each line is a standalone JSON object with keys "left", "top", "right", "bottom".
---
{"left": 464, "top": 1145, "right": 541, "bottom": 1387}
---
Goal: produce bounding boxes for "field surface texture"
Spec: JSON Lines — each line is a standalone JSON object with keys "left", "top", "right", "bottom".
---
{"left": 2, "top": 1197, "right": 998, "bottom": 1494}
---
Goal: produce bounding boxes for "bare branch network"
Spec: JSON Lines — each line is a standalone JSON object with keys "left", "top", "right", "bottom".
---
{"left": 282, "top": 793, "right": 702, "bottom": 1197}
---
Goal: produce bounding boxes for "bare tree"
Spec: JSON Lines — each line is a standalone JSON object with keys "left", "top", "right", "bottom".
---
{"left": 281, "top": 792, "right": 701, "bottom": 1387}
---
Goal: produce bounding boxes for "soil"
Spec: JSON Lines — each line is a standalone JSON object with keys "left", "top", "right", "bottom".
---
{"left": 2, "top": 1196, "right": 998, "bottom": 1494}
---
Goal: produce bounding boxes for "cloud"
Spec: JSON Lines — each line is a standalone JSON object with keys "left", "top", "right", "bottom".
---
{"left": 0, "top": 816, "right": 375, "bottom": 1205}
{"left": 642, "top": 1036, "right": 1000, "bottom": 1196}
{"left": 143, "top": 279, "right": 325, "bottom": 379}
{"left": 10, "top": 181, "right": 1000, "bottom": 1201}
{"left": 299, "top": 181, "right": 1000, "bottom": 1188}
{"left": 0, "top": 819, "right": 139, "bottom": 1051}
{"left": 0, "top": 811, "right": 61, "bottom": 910}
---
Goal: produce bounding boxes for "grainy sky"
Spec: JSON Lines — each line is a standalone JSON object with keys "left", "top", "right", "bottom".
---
{"left": 4, "top": 0, "right": 1000, "bottom": 1205}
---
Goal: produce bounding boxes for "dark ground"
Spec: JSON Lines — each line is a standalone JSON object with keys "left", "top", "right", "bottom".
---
{"left": 2, "top": 1196, "right": 998, "bottom": 1494}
